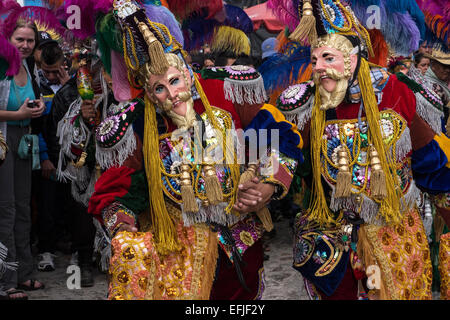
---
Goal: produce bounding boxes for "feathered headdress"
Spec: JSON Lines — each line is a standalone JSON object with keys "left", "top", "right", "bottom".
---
{"left": 181, "top": 4, "right": 254, "bottom": 55}
{"left": 416, "top": 0, "right": 449, "bottom": 51}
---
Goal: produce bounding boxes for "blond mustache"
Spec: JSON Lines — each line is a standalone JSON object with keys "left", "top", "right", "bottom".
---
{"left": 313, "top": 68, "right": 348, "bottom": 85}
{"left": 162, "top": 91, "right": 192, "bottom": 111}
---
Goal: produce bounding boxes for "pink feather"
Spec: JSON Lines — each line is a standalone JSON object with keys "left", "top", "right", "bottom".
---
{"left": 267, "top": 0, "right": 299, "bottom": 32}
{"left": 111, "top": 51, "right": 132, "bottom": 102}
{"left": 0, "top": 34, "right": 21, "bottom": 77}
{"left": 1, "top": 6, "right": 70, "bottom": 41}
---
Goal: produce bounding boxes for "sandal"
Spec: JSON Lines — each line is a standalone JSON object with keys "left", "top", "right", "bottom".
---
{"left": 4, "top": 289, "right": 28, "bottom": 300}
{"left": 17, "top": 279, "right": 45, "bottom": 291}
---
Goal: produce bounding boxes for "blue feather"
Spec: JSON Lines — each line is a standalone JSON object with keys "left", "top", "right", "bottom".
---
{"left": 224, "top": 4, "right": 254, "bottom": 34}
{"left": 258, "top": 42, "right": 311, "bottom": 94}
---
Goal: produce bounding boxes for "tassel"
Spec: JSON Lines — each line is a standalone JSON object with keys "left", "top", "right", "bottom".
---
{"left": 288, "top": 0, "right": 318, "bottom": 46}
{"left": 238, "top": 163, "right": 273, "bottom": 232}
{"left": 137, "top": 20, "right": 169, "bottom": 75}
{"left": 72, "top": 151, "right": 87, "bottom": 168}
{"left": 238, "top": 163, "right": 258, "bottom": 185}
{"left": 369, "top": 146, "right": 387, "bottom": 200}
{"left": 95, "top": 163, "right": 102, "bottom": 181}
{"left": 180, "top": 164, "right": 199, "bottom": 213}
{"left": 335, "top": 148, "right": 352, "bottom": 198}
{"left": 203, "top": 157, "right": 223, "bottom": 205}
{"left": 256, "top": 207, "right": 274, "bottom": 232}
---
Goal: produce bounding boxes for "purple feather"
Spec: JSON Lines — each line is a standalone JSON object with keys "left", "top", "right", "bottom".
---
{"left": 0, "top": 34, "right": 21, "bottom": 76}
{"left": 93, "top": 0, "right": 114, "bottom": 14}
{"left": 0, "top": 0, "right": 20, "bottom": 15}
{"left": 143, "top": 4, "right": 184, "bottom": 46}
{"left": 382, "top": 11, "right": 420, "bottom": 55}
{"left": 63, "top": 0, "right": 97, "bottom": 39}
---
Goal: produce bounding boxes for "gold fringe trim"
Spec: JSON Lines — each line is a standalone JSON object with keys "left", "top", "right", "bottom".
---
{"left": 357, "top": 225, "right": 397, "bottom": 299}
{"left": 357, "top": 59, "right": 401, "bottom": 224}
{"left": 194, "top": 74, "right": 241, "bottom": 214}
{"left": 143, "top": 96, "right": 181, "bottom": 256}
{"left": 308, "top": 87, "right": 335, "bottom": 225}
{"left": 198, "top": 226, "right": 219, "bottom": 299}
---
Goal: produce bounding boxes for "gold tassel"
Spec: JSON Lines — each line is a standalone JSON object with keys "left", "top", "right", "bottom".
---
{"left": 194, "top": 74, "right": 241, "bottom": 214}
{"left": 358, "top": 59, "right": 400, "bottom": 224}
{"left": 143, "top": 96, "right": 180, "bottom": 255}
{"left": 203, "top": 156, "right": 223, "bottom": 205}
{"left": 72, "top": 151, "right": 87, "bottom": 168}
{"left": 308, "top": 88, "right": 335, "bottom": 225}
{"left": 256, "top": 207, "right": 274, "bottom": 232}
{"left": 95, "top": 163, "right": 102, "bottom": 181}
{"left": 137, "top": 20, "right": 169, "bottom": 75}
{"left": 180, "top": 164, "right": 199, "bottom": 213}
{"left": 238, "top": 163, "right": 274, "bottom": 232}
{"left": 288, "top": 0, "right": 318, "bottom": 46}
{"left": 335, "top": 148, "right": 352, "bottom": 198}
{"left": 370, "top": 145, "right": 387, "bottom": 200}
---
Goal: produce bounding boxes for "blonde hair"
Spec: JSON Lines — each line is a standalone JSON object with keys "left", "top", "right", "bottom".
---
{"left": 11, "top": 19, "right": 39, "bottom": 53}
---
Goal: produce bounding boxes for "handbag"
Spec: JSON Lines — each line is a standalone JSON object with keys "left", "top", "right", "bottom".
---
{"left": 18, "top": 134, "right": 40, "bottom": 170}
{"left": 0, "top": 129, "right": 7, "bottom": 165}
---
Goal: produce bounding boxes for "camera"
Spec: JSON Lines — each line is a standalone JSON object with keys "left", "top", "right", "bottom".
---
{"left": 27, "top": 100, "right": 37, "bottom": 108}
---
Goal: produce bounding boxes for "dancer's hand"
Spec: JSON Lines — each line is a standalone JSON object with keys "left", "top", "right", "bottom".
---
{"left": 233, "top": 177, "right": 274, "bottom": 214}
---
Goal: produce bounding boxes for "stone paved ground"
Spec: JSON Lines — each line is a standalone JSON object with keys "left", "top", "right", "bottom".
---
{"left": 26, "top": 217, "right": 307, "bottom": 300}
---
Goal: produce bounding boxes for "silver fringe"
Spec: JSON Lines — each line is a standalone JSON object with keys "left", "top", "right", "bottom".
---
{"left": 181, "top": 200, "right": 245, "bottom": 227}
{"left": 415, "top": 93, "right": 444, "bottom": 134}
{"left": 95, "top": 126, "right": 137, "bottom": 170}
{"left": 0, "top": 241, "right": 17, "bottom": 277}
{"left": 329, "top": 179, "right": 421, "bottom": 226}
{"left": 92, "top": 218, "right": 111, "bottom": 273}
{"left": 393, "top": 126, "right": 412, "bottom": 162}
{"left": 281, "top": 96, "right": 314, "bottom": 131}
{"left": 224, "top": 77, "right": 268, "bottom": 105}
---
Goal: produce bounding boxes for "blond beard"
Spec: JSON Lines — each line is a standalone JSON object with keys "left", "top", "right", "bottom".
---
{"left": 313, "top": 69, "right": 350, "bottom": 110}
{"left": 159, "top": 91, "right": 197, "bottom": 129}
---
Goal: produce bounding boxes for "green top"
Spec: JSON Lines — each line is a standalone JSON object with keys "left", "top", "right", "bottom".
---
{"left": 7, "top": 75, "right": 35, "bottom": 127}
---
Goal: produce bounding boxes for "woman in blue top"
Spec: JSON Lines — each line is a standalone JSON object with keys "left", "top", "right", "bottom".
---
{"left": 0, "top": 18, "right": 45, "bottom": 300}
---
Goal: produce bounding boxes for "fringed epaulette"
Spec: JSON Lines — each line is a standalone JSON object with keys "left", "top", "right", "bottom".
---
{"left": 276, "top": 81, "right": 315, "bottom": 130}
{"left": 396, "top": 72, "right": 444, "bottom": 133}
{"left": 199, "top": 65, "right": 267, "bottom": 105}
{"left": 95, "top": 99, "right": 145, "bottom": 169}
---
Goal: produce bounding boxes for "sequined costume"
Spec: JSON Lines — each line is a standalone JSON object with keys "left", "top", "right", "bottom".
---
{"left": 269, "top": 0, "right": 450, "bottom": 300}
{"left": 83, "top": 0, "right": 303, "bottom": 300}
{"left": 280, "top": 66, "right": 450, "bottom": 300}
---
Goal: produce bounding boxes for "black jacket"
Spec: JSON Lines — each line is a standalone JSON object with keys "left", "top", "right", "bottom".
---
{"left": 44, "top": 75, "right": 79, "bottom": 165}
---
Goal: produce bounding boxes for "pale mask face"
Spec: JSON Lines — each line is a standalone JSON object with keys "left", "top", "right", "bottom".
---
{"left": 311, "top": 44, "right": 358, "bottom": 110}
{"left": 147, "top": 65, "right": 196, "bottom": 129}
{"left": 312, "top": 46, "right": 349, "bottom": 92}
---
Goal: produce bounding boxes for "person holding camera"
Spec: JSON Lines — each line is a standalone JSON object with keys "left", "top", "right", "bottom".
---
{"left": 0, "top": 19, "right": 45, "bottom": 300}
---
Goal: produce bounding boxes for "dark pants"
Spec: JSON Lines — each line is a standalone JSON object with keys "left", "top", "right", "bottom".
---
{"left": 68, "top": 198, "right": 96, "bottom": 267}
{"left": 0, "top": 126, "right": 34, "bottom": 289}
{"left": 36, "top": 177, "right": 72, "bottom": 253}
